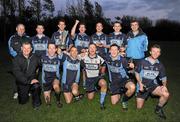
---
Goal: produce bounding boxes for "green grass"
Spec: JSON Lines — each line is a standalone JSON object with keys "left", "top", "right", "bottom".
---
{"left": 0, "top": 41, "right": 180, "bottom": 122}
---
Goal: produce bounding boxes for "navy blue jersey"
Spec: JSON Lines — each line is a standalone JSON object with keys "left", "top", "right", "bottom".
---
{"left": 108, "top": 32, "right": 127, "bottom": 47}
{"left": 31, "top": 35, "right": 50, "bottom": 57}
{"left": 74, "top": 33, "right": 91, "bottom": 53}
{"left": 51, "top": 31, "right": 73, "bottom": 49}
{"left": 105, "top": 55, "right": 129, "bottom": 82}
{"left": 91, "top": 33, "right": 109, "bottom": 55}
{"left": 135, "top": 57, "right": 167, "bottom": 85}
{"left": 60, "top": 54, "right": 80, "bottom": 84}
{"left": 41, "top": 54, "right": 60, "bottom": 83}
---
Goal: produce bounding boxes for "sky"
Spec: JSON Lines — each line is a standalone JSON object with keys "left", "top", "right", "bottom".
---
{"left": 53, "top": 0, "right": 180, "bottom": 21}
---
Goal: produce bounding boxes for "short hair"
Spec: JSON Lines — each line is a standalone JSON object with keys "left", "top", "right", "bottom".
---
{"left": 89, "top": 43, "right": 97, "bottom": 48}
{"left": 48, "top": 41, "right": 57, "bottom": 48}
{"left": 58, "top": 19, "right": 66, "bottom": 24}
{"left": 110, "top": 44, "right": 119, "bottom": 50}
{"left": 22, "top": 40, "right": 32, "bottom": 47}
{"left": 36, "top": 22, "right": 44, "bottom": 27}
{"left": 16, "top": 23, "right": 25, "bottom": 28}
{"left": 113, "top": 21, "right": 122, "bottom": 26}
{"left": 69, "top": 46, "right": 77, "bottom": 51}
{"left": 150, "top": 44, "right": 161, "bottom": 51}
{"left": 79, "top": 22, "right": 86, "bottom": 28}
{"left": 130, "top": 19, "right": 139, "bottom": 24}
{"left": 96, "top": 22, "right": 103, "bottom": 26}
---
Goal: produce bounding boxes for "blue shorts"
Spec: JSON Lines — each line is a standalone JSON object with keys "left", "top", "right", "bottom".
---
{"left": 109, "top": 79, "right": 130, "bottom": 95}
{"left": 137, "top": 81, "right": 159, "bottom": 99}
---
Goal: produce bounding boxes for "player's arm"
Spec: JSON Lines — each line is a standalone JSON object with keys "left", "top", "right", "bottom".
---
{"left": 8, "top": 36, "right": 17, "bottom": 57}
{"left": 12, "top": 57, "right": 29, "bottom": 84}
{"left": 159, "top": 63, "right": 168, "bottom": 87}
{"left": 135, "top": 61, "right": 144, "bottom": 92}
{"left": 71, "top": 20, "right": 79, "bottom": 39}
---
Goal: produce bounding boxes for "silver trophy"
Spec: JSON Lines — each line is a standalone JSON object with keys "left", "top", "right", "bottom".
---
{"left": 59, "top": 30, "right": 68, "bottom": 50}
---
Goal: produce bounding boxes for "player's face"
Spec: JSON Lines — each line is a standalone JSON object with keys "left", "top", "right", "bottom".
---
{"left": 110, "top": 46, "right": 119, "bottom": 58}
{"left": 70, "top": 47, "right": 78, "bottom": 58}
{"left": 22, "top": 44, "right": 32, "bottom": 57}
{"left": 79, "top": 25, "right": 86, "bottom": 33}
{"left": 131, "top": 22, "right": 139, "bottom": 32}
{"left": 36, "top": 25, "right": 44, "bottom": 34}
{"left": 96, "top": 23, "right": 103, "bottom": 33}
{"left": 89, "top": 44, "right": 97, "bottom": 56}
{"left": 150, "top": 47, "right": 161, "bottom": 59}
{"left": 16, "top": 24, "right": 25, "bottom": 36}
{"left": 113, "top": 23, "right": 121, "bottom": 32}
{"left": 48, "top": 44, "right": 57, "bottom": 57}
{"left": 58, "top": 21, "right": 66, "bottom": 31}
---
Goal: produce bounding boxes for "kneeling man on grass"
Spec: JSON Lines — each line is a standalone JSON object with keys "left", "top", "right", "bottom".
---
{"left": 105, "top": 44, "right": 135, "bottom": 111}
{"left": 135, "top": 44, "right": 170, "bottom": 119}
{"left": 13, "top": 41, "right": 41, "bottom": 110}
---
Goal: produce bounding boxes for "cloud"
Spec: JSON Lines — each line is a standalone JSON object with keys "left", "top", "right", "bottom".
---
{"left": 102, "top": 1, "right": 129, "bottom": 11}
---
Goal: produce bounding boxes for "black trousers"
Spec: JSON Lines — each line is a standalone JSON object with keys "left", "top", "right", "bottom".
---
{"left": 17, "top": 83, "right": 41, "bottom": 108}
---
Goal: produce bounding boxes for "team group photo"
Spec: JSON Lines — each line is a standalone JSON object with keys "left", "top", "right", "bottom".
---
{"left": 0, "top": 0, "right": 180, "bottom": 122}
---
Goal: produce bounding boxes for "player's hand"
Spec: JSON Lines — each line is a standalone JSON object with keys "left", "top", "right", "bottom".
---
{"left": 31, "top": 79, "right": 39, "bottom": 84}
{"left": 57, "top": 48, "right": 62, "bottom": 54}
{"left": 139, "top": 83, "right": 144, "bottom": 92}
{"left": 75, "top": 20, "right": 80, "bottom": 24}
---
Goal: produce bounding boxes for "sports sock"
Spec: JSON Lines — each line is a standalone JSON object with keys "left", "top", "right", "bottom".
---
{"left": 100, "top": 92, "right": 106, "bottom": 104}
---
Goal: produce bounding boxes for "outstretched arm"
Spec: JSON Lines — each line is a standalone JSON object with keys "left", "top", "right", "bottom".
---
{"left": 71, "top": 20, "right": 80, "bottom": 39}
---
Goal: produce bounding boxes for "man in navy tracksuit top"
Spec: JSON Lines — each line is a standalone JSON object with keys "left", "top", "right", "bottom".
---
{"left": 8, "top": 23, "right": 30, "bottom": 99}
{"left": 71, "top": 20, "right": 91, "bottom": 54}
{"left": 105, "top": 44, "right": 135, "bottom": 111}
{"left": 108, "top": 21, "right": 127, "bottom": 49}
{"left": 58, "top": 47, "right": 83, "bottom": 104}
{"left": 135, "top": 44, "right": 170, "bottom": 119}
{"left": 51, "top": 19, "right": 73, "bottom": 51}
{"left": 41, "top": 42, "right": 63, "bottom": 108}
{"left": 12, "top": 41, "right": 41, "bottom": 109}
{"left": 31, "top": 24, "right": 50, "bottom": 58}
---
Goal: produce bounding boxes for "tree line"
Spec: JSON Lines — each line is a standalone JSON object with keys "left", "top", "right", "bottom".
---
{"left": 0, "top": 0, "right": 180, "bottom": 45}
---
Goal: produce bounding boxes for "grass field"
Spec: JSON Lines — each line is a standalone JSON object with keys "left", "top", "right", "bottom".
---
{"left": 0, "top": 41, "right": 180, "bottom": 122}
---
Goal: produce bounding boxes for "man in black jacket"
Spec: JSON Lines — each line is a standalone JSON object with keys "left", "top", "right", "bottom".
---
{"left": 13, "top": 41, "right": 41, "bottom": 109}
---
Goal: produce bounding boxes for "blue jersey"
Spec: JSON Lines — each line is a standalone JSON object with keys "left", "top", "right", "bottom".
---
{"left": 74, "top": 33, "right": 91, "bottom": 53}
{"left": 60, "top": 54, "right": 80, "bottom": 84}
{"left": 51, "top": 31, "right": 73, "bottom": 49}
{"left": 41, "top": 54, "right": 60, "bottom": 83}
{"left": 31, "top": 35, "right": 50, "bottom": 57}
{"left": 91, "top": 33, "right": 109, "bottom": 55}
{"left": 8, "top": 33, "right": 30, "bottom": 57}
{"left": 105, "top": 55, "right": 129, "bottom": 82}
{"left": 126, "top": 30, "right": 148, "bottom": 59}
{"left": 135, "top": 57, "right": 167, "bottom": 86}
{"left": 108, "top": 32, "right": 127, "bottom": 47}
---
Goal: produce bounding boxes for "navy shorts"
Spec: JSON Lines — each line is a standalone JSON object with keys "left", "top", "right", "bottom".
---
{"left": 86, "top": 77, "right": 103, "bottom": 93}
{"left": 43, "top": 82, "right": 53, "bottom": 92}
{"left": 110, "top": 79, "right": 130, "bottom": 95}
{"left": 62, "top": 80, "right": 77, "bottom": 92}
{"left": 137, "top": 81, "right": 159, "bottom": 99}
